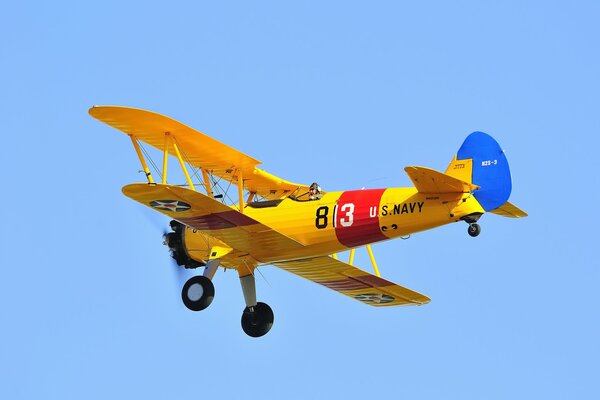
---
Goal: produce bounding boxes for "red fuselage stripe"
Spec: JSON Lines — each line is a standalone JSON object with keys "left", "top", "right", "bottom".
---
{"left": 334, "top": 189, "right": 387, "bottom": 248}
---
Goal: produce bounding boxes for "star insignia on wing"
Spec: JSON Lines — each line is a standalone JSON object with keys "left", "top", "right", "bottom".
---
{"left": 149, "top": 200, "right": 191, "bottom": 212}
{"left": 354, "top": 293, "right": 395, "bottom": 304}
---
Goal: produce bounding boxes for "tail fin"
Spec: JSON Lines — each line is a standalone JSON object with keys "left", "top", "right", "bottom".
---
{"left": 445, "top": 132, "right": 512, "bottom": 212}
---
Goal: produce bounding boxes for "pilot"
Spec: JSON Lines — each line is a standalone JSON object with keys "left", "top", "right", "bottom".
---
{"left": 309, "top": 182, "right": 323, "bottom": 200}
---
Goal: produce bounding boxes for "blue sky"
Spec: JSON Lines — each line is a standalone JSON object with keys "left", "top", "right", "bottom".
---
{"left": 2, "top": 1, "right": 599, "bottom": 399}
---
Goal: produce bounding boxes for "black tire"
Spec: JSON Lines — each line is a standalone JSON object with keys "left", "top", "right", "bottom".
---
{"left": 181, "top": 276, "right": 214, "bottom": 311}
{"left": 241, "top": 302, "right": 274, "bottom": 338}
{"left": 468, "top": 223, "right": 481, "bottom": 237}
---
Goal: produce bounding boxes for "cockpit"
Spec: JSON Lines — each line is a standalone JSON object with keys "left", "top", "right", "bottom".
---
{"left": 308, "top": 182, "right": 323, "bottom": 200}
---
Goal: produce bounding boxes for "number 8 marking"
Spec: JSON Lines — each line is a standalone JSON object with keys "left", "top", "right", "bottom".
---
{"left": 315, "top": 206, "right": 328, "bottom": 229}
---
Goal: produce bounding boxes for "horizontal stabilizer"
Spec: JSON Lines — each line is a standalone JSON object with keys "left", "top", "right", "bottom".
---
{"left": 489, "top": 201, "right": 528, "bottom": 218}
{"left": 273, "top": 256, "right": 430, "bottom": 307}
{"left": 404, "top": 166, "right": 479, "bottom": 194}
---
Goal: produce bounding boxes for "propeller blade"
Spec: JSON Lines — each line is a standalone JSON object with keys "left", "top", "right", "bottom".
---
{"left": 137, "top": 204, "right": 170, "bottom": 233}
{"left": 135, "top": 205, "right": 198, "bottom": 295}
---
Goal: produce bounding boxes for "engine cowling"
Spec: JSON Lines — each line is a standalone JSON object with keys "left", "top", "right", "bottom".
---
{"left": 164, "top": 220, "right": 206, "bottom": 269}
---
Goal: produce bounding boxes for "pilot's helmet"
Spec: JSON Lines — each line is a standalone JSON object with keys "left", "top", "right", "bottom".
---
{"left": 310, "top": 182, "right": 321, "bottom": 194}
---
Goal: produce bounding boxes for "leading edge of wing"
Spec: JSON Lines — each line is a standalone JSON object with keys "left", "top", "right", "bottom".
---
{"left": 273, "top": 256, "right": 431, "bottom": 307}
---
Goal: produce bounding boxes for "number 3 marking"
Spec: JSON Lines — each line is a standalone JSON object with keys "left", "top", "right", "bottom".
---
{"left": 339, "top": 203, "right": 355, "bottom": 227}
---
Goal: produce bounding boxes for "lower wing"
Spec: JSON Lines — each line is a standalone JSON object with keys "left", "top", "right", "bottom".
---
{"left": 273, "top": 256, "right": 430, "bottom": 307}
{"left": 122, "top": 183, "right": 304, "bottom": 261}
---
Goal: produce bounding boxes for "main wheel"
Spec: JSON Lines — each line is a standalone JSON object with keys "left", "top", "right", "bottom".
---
{"left": 181, "top": 276, "right": 214, "bottom": 311}
{"left": 241, "top": 302, "right": 274, "bottom": 338}
{"left": 468, "top": 223, "right": 481, "bottom": 237}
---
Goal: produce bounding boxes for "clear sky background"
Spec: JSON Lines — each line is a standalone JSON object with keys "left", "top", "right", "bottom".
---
{"left": 1, "top": 1, "right": 598, "bottom": 399}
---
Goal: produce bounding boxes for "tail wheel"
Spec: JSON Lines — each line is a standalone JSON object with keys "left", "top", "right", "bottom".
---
{"left": 468, "top": 223, "right": 481, "bottom": 237}
{"left": 241, "top": 302, "right": 274, "bottom": 337}
{"left": 181, "top": 276, "right": 215, "bottom": 311}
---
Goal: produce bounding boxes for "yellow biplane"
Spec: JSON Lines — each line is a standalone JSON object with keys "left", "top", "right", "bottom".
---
{"left": 90, "top": 106, "right": 527, "bottom": 337}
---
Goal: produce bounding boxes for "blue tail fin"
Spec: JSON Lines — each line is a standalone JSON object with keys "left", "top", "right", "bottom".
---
{"left": 449, "top": 132, "right": 512, "bottom": 211}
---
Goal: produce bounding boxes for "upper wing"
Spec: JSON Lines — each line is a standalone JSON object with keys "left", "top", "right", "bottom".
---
{"left": 404, "top": 166, "right": 479, "bottom": 194}
{"left": 489, "top": 201, "right": 528, "bottom": 218}
{"left": 122, "top": 183, "right": 304, "bottom": 261}
{"left": 90, "top": 106, "right": 311, "bottom": 200}
{"left": 273, "top": 256, "right": 430, "bottom": 307}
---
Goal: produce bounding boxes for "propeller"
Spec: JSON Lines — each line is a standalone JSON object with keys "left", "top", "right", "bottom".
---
{"left": 136, "top": 205, "right": 194, "bottom": 291}
{"left": 136, "top": 205, "right": 270, "bottom": 292}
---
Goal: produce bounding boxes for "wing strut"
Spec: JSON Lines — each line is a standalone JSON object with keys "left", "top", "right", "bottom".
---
{"left": 162, "top": 133, "right": 169, "bottom": 184}
{"left": 333, "top": 246, "right": 381, "bottom": 277}
{"left": 237, "top": 170, "right": 244, "bottom": 213}
{"left": 365, "top": 245, "right": 381, "bottom": 277}
{"left": 130, "top": 135, "right": 155, "bottom": 184}
{"left": 201, "top": 169, "right": 214, "bottom": 198}
{"left": 171, "top": 135, "right": 196, "bottom": 190}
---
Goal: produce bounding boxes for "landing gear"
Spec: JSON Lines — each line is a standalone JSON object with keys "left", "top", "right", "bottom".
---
{"left": 468, "top": 223, "right": 481, "bottom": 237}
{"left": 178, "top": 255, "right": 274, "bottom": 337}
{"left": 239, "top": 273, "right": 274, "bottom": 337}
{"left": 181, "top": 275, "right": 214, "bottom": 311}
{"left": 180, "top": 259, "right": 220, "bottom": 311}
{"left": 241, "top": 302, "right": 274, "bottom": 337}
{"left": 461, "top": 213, "right": 482, "bottom": 238}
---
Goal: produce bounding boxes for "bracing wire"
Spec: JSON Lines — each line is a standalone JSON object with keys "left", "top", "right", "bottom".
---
{"left": 145, "top": 135, "right": 247, "bottom": 207}
{"left": 171, "top": 136, "right": 242, "bottom": 206}
{"left": 139, "top": 142, "right": 163, "bottom": 182}
{"left": 254, "top": 266, "right": 271, "bottom": 288}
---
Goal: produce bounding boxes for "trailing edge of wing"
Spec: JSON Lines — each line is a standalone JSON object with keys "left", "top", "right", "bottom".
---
{"left": 273, "top": 256, "right": 430, "bottom": 307}
{"left": 489, "top": 201, "right": 528, "bottom": 218}
{"left": 404, "top": 166, "right": 479, "bottom": 194}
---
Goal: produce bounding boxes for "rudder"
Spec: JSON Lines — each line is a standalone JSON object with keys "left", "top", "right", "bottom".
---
{"left": 446, "top": 131, "right": 512, "bottom": 211}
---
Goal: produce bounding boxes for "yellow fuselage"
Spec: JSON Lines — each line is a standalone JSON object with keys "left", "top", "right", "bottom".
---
{"left": 184, "top": 187, "right": 485, "bottom": 267}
